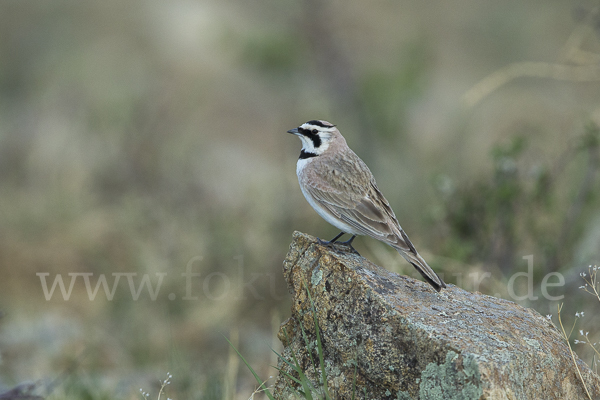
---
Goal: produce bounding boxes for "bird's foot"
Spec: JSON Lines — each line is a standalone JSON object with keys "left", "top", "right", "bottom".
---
{"left": 317, "top": 234, "right": 360, "bottom": 256}
{"left": 316, "top": 237, "right": 337, "bottom": 249}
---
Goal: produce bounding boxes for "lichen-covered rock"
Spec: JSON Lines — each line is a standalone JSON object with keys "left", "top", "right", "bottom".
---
{"left": 273, "top": 231, "right": 600, "bottom": 399}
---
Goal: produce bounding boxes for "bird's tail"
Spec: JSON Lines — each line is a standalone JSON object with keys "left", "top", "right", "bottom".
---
{"left": 393, "top": 230, "right": 446, "bottom": 292}
{"left": 397, "top": 248, "right": 446, "bottom": 292}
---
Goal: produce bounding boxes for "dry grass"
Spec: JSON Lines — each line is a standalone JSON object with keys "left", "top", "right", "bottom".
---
{"left": 556, "top": 265, "right": 600, "bottom": 400}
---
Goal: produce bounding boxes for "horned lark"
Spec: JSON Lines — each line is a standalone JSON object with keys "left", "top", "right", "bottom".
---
{"left": 287, "top": 120, "right": 446, "bottom": 292}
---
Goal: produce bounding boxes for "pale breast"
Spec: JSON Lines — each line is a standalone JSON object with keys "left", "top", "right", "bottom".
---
{"left": 295, "top": 156, "right": 362, "bottom": 235}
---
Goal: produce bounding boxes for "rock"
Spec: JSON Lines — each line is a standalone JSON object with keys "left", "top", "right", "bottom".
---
{"left": 273, "top": 231, "right": 600, "bottom": 399}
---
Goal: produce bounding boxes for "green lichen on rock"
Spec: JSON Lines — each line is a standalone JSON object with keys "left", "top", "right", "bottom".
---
{"left": 396, "top": 391, "right": 411, "bottom": 400}
{"left": 311, "top": 266, "right": 323, "bottom": 286}
{"left": 419, "top": 351, "right": 482, "bottom": 400}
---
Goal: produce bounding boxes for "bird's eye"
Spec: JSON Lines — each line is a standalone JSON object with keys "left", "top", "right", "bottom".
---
{"left": 312, "top": 129, "right": 318, "bottom": 134}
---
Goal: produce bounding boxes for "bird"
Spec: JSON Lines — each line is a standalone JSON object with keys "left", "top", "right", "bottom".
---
{"left": 287, "top": 120, "right": 446, "bottom": 292}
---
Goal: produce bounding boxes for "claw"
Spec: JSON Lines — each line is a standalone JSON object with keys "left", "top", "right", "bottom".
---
{"left": 317, "top": 237, "right": 336, "bottom": 248}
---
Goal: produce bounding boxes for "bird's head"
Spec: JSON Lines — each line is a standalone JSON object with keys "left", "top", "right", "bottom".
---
{"left": 287, "top": 120, "right": 341, "bottom": 157}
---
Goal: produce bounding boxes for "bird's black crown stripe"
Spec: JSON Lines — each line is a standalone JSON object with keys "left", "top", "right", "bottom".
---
{"left": 306, "top": 120, "right": 334, "bottom": 128}
{"left": 299, "top": 149, "right": 318, "bottom": 159}
{"left": 298, "top": 127, "right": 322, "bottom": 148}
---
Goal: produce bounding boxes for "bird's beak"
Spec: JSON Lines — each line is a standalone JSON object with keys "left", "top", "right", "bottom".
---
{"left": 287, "top": 127, "right": 299, "bottom": 135}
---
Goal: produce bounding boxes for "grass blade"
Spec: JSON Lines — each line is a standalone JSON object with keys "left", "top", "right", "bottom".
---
{"left": 224, "top": 335, "right": 276, "bottom": 400}
{"left": 303, "top": 279, "right": 331, "bottom": 400}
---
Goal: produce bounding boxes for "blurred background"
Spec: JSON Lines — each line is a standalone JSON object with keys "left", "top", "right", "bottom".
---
{"left": 1, "top": 0, "right": 600, "bottom": 398}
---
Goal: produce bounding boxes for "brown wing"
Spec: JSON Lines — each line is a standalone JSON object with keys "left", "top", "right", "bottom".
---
{"left": 302, "top": 151, "right": 405, "bottom": 246}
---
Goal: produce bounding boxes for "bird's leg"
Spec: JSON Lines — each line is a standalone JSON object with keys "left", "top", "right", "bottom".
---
{"left": 338, "top": 235, "right": 360, "bottom": 256}
{"left": 339, "top": 235, "right": 356, "bottom": 245}
{"left": 328, "top": 231, "right": 346, "bottom": 243}
{"left": 317, "top": 231, "right": 345, "bottom": 247}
